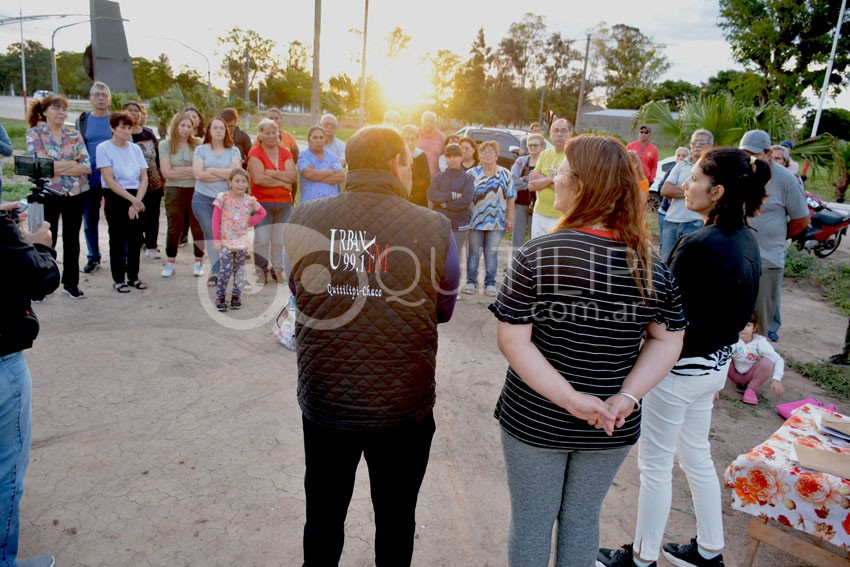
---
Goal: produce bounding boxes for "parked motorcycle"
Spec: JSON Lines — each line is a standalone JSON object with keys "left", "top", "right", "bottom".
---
{"left": 793, "top": 191, "right": 850, "bottom": 258}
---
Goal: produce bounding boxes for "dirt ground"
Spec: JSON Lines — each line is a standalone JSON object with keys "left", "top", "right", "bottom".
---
{"left": 14, "top": 219, "right": 850, "bottom": 567}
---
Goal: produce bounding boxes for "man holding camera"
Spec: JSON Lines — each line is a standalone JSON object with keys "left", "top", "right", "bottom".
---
{"left": 0, "top": 203, "right": 59, "bottom": 567}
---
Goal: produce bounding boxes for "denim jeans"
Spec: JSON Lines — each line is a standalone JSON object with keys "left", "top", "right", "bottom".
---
{"left": 467, "top": 229, "right": 504, "bottom": 287}
{"left": 0, "top": 352, "right": 32, "bottom": 566}
{"left": 253, "top": 201, "right": 292, "bottom": 272}
{"left": 83, "top": 185, "right": 103, "bottom": 262}
{"left": 191, "top": 192, "right": 220, "bottom": 276}
{"left": 660, "top": 219, "right": 704, "bottom": 262}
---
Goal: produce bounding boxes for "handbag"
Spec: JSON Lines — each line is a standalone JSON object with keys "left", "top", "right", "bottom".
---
{"left": 776, "top": 397, "right": 836, "bottom": 419}
{"left": 273, "top": 297, "right": 297, "bottom": 351}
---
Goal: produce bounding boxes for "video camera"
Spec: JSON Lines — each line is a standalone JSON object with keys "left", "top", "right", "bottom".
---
{"left": 13, "top": 155, "right": 63, "bottom": 232}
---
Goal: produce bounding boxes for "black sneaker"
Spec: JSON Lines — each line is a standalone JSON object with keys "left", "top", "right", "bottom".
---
{"left": 735, "top": 383, "right": 746, "bottom": 393}
{"left": 82, "top": 260, "right": 100, "bottom": 274}
{"left": 662, "top": 538, "right": 724, "bottom": 567}
{"left": 215, "top": 297, "right": 228, "bottom": 312}
{"left": 828, "top": 353, "right": 850, "bottom": 366}
{"left": 230, "top": 296, "right": 242, "bottom": 309}
{"left": 62, "top": 287, "right": 85, "bottom": 299}
{"left": 597, "top": 543, "right": 655, "bottom": 567}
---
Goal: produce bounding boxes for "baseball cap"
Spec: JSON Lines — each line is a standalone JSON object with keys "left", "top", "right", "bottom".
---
{"left": 780, "top": 140, "right": 794, "bottom": 149}
{"left": 739, "top": 130, "right": 772, "bottom": 154}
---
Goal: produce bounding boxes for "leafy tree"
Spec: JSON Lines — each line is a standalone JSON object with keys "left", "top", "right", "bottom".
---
{"left": 801, "top": 108, "right": 850, "bottom": 139}
{"left": 718, "top": 0, "right": 850, "bottom": 107}
{"left": 0, "top": 40, "right": 52, "bottom": 94}
{"left": 55, "top": 50, "right": 91, "bottom": 97}
{"left": 538, "top": 32, "right": 580, "bottom": 91}
{"left": 327, "top": 73, "right": 359, "bottom": 117}
{"left": 426, "top": 49, "right": 462, "bottom": 118}
{"left": 594, "top": 23, "right": 670, "bottom": 98}
{"left": 386, "top": 27, "right": 411, "bottom": 60}
{"left": 651, "top": 80, "right": 699, "bottom": 107}
{"left": 451, "top": 28, "right": 493, "bottom": 124}
{"left": 132, "top": 54, "right": 173, "bottom": 100}
{"left": 217, "top": 27, "right": 277, "bottom": 98}
{"left": 497, "top": 13, "right": 546, "bottom": 91}
{"left": 607, "top": 86, "right": 653, "bottom": 109}
{"left": 287, "top": 41, "right": 309, "bottom": 73}
{"left": 173, "top": 68, "right": 206, "bottom": 94}
{"left": 701, "top": 70, "right": 769, "bottom": 107}
{"left": 263, "top": 68, "right": 312, "bottom": 112}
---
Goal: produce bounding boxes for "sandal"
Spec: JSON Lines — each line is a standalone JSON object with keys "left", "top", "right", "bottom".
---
{"left": 129, "top": 280, "right": 148, "bottom": 290}
{"left": 113, "top": 282, "right": 131, "bottom": 293}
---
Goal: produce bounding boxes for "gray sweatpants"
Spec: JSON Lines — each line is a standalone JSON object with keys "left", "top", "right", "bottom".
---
{"left": 501, "top": 429, "right": 631, "bottom": 567}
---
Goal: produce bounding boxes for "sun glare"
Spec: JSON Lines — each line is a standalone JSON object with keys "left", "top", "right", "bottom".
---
{"left": 376, "top": 54, "right": 431, "bottom": 113}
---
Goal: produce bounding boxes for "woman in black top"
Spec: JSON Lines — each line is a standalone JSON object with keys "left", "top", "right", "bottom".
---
{"left": 123, "top": 101, "right": 164, "bottom": 259}
{"left": 599, "top": 148, "right": 769, "bottom": 567}
{"left": 490, "top": 135, "right": 686, "bottom": 567}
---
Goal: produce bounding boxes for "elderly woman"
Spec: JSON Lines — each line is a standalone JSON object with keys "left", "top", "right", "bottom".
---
{"left": 401, "top": 124, "right": 432, "bottom": 207}
{"left": 159, "top": 111, "right": 205, "bottom": 277}
{"left": 492, "top": 135, "right": 686, "bottom": 567}
{"left": 463, "top": 140, "right": 516, "bottom": 297}
{"left": 26, "top": 93, "right": 92, "bottom": 299}
{"left": 297, "top": 126, "right": 346, "bottom": 202}
{"left": 248, "top": 118, "right": 296, "bottom": 284}
{"left": 510, "top": 133, "right": 545, "bottom": 248}
{"left": 459, "top": 136, "right": 479, "bottom": 171}
{"left": 599, "top": 148, "right": 768, "bottom": 567}
{"left": 192, "top": 117, "right": 243, "bottom": 287}
{"left": 123, "top": 101, "right": 165, "bottom": 260}
{"left": 97, "top": 111, "right": 149, "bottom": 293}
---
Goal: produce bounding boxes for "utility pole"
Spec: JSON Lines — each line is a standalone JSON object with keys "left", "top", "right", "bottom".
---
{"left": 574, "top": 34, "right": 591, "bottom": 133}
{"left": 244, "top": 47, "right": 250, "bottom": 129}
{"left": 812, "top": 0, "right": 847, "bottom": 137}
{"left": 358, "top": 0, "right": 369, "bottom": 127}
{"left": 19, "top": 2, "right": 27, "bottom": 115}
{"left": 310, "top": 0, "right": 322, "bottom": 124}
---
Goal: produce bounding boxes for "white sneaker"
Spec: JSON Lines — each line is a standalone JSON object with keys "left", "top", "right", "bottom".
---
{"left": 485, "top": 285, "right": 498, "bottom": 297}
{"left": 462, "top": 283, "right": 476, "bottom": 294}
{"left": 161, "top": 262, "right": 175, "bottom": 277}
{"left": 146, "top": 248, "right": 161, "bottom": 260}
{"left": 193, "top": 262, "right": 204, "bottom": 277}
{"left": 16, "top": 555, "right": 55, "bottom": 567}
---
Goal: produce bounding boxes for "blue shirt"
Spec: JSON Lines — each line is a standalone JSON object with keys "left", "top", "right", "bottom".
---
{"left": 298, "top": 148, "right": 342, "bottom": 202}
{"left": 467, "top": 165, "right": 516, "bottom": 231}
{"left": 84, "top": 114, "right": 113, "bottom": 187}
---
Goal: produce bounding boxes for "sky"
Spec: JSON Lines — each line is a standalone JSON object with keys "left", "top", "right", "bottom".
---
{"left": 1, "top": 0, "right": 848, "bottom": 114}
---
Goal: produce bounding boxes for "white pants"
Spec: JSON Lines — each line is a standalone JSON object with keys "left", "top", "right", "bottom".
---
{"left": 633, "top": 354, "right": 730, "bottom": 561}
{"left": 530, "top": 213, "right": 559, "bottom": 239}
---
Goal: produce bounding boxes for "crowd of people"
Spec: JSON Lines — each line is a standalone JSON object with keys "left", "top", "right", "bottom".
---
{"left": 2, "top": 78, "right": 849, "bottom": 567}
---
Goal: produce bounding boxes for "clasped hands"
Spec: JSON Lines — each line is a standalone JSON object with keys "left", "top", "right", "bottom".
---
{"left": 564, "top": 392, "right": 637, "bottom": 436}
{"left": 128, "top": 197, "right": 145, "bottom": 220}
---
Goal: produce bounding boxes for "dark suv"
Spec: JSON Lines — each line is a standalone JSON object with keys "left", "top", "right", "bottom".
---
{"left": 454, "top": 127, "right": 523, "bottom": 168}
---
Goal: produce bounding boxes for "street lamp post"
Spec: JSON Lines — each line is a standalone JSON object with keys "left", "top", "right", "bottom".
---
{"left": 52, "top": 17, "right": 127, "bottom": 94}
{"left": 149, "top": 37, "right": 212, "bottom": 93}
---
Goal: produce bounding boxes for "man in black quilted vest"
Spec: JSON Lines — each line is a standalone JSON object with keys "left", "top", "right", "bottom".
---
{"left": 283, "top": 125, "right": 460, "bottom": 567}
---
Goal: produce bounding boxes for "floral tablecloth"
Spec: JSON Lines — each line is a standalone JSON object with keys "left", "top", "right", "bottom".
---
{"left": 724, "top": 403, "right": 850, "bottom": 550}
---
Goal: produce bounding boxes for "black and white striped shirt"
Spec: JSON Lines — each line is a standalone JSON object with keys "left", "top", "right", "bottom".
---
{"left": 489, "top": 229, "right": 686, "bottom": 450}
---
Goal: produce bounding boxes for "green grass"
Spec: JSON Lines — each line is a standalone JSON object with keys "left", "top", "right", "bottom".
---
{"left": 784, "top": 247, "right": 850, "bottom": 316}
{"left": 2, "top": 118, "right": 29, "bottom": 151}
{"left": 786, "top": 356, "right": 850, "bottom": 399}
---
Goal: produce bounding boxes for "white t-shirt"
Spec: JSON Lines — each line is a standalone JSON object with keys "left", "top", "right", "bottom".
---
{"left": 664, "top": 159, "right": 704, "bottom": 224}
{"left": 96, "top": 140, "right": 148, "bottom": 190}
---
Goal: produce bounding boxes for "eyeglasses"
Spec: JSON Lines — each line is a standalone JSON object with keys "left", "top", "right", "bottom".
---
{"left": 91, "top": 92, "right": 109, "bottom": 99}
{"left": 48, "top": 105, "right": 68, "bottom": 112}
{"left": 480, "top": 150, "right": 497, "bottom": 156}
{"left": 527, "top": 143, "right": 541, "bottom": 148}
{"left": 691, "top": 139, "right": 710, "bottom": 146}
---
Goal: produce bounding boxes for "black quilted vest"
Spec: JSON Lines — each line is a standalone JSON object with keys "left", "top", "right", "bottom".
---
{"left": 284, "top": 169, "right": 452, "bottom": 430}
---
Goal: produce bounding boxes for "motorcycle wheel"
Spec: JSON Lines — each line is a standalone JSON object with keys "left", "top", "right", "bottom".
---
{"left": 814, "top": 231, "right": 843, "bottom": 258}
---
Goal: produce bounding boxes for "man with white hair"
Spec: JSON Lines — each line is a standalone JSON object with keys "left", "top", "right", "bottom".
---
{"left": 320, "top": 113, "right": 347, "bottom": 168}
{"left": 417, "top": 111, "right": 445, "bottom": 175}
{"left": 739, "top": 129, "right": 808, "bottom": 342}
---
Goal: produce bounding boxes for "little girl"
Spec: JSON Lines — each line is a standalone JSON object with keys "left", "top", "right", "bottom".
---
{"left": 212, "top": 169, "right": 266, "bottom": 311}
{"left": 729, "top": 313, "right": 785, "bottom": 405}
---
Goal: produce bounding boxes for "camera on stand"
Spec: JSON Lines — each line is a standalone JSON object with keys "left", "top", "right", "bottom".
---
{"left": 13, "top": 155, "right": 63, "bottom": 233}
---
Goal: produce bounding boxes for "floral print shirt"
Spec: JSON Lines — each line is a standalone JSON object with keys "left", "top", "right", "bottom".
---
{"left": 213, "top": 192, "right": 264, "bottom": 250}
{"left": 26, "top": 124, "right": 91, "bottom": 195}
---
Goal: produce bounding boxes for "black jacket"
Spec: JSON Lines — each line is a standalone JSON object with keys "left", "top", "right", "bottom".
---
{"left": 284, "top": 170, "right": 453, "bottom": 431}
{"left": 0, "top": 213, "right": 60, "bottom": 356}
